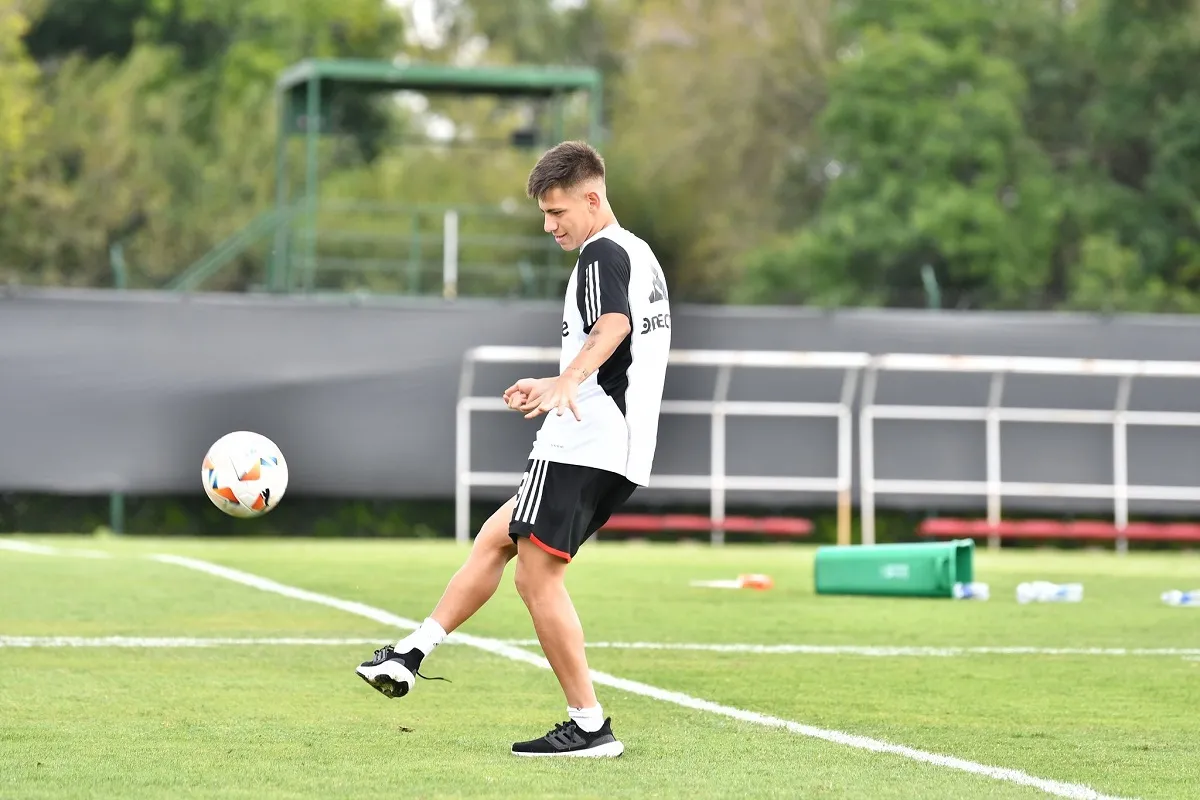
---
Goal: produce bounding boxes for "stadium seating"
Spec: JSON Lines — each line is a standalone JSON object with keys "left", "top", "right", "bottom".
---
{"left": 917, "top": 517, "right": 1200, "bottom": 543}
{"left": 601, "top": 513, "right": 813, "bottom": 538}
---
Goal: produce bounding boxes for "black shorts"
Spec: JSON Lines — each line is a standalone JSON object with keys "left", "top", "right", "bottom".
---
{"left": 508, "top": 459, "right": 637, "bottom": 562}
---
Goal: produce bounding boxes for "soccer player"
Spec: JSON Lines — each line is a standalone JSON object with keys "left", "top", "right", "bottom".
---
{"left": 356, "top": 140, "right": 672, "bottom": 758}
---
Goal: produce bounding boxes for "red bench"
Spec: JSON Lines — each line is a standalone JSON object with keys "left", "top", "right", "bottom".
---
{"left": 917, "top": 518, "right": 1200, "bottom": 543}
{"left": 601, "top": 513, "right": 813, "bottom": 538}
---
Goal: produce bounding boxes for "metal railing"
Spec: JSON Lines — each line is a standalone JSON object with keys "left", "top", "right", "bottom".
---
{"left": 299, "top": 204, "right": 563, "bottom": 297}
{"left": 169, "top": 202, "right": 565, "bottom": 296}
{"left": 859, "top": 353, "right": 1200, "bottom": 551}
{"left": 457, "top": 347, "right": 1200, "bottom": 550}
{"left": 455, "top": 346, "right": 868, "bottom": 546}
{"left": 168, "top": 205, "right": 297, "bottom": 292}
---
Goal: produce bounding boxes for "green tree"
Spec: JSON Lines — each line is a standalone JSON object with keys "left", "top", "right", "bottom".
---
{"left": 603, "top": 0, "right": 833, "bottom": 301}
{"left": 7, "top": 0, "right": 409, "bottom": 289}
{"left": 1065, "top": 0, "right": 1200, "bottom": 310}
{"left": 739, "top": 0, "right": 1200, "bottom": 312}
{"left": 0, "top": 1, "right": 48, "bottom": 282}
{"left": 0, "top": 1, "right": 42, "bottom": 181}
{"left": 739, "top": 2, "right": 1061, "bottom": 307}
{"left": 3, "top": 49, "right": 199, "bottom": 286}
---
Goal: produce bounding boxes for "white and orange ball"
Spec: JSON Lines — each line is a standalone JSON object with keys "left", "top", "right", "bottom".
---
{"left": 202, "top": 431, "right": 288, "bottom": 518}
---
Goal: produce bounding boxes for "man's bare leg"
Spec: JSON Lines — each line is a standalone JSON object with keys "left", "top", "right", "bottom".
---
{"left": 513, "top": 538, "right": 598, "bottom": 710}
{"left": 428, "top": 497, "right": 519, "bottom": 634}
{"left": 508, "top": 537, "right": 622, "bottom": 757}
{"left": 355, "top": 497, "right": 518, "bottom": 697}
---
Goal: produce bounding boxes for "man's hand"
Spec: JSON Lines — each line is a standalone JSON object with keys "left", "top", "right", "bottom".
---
{"left": 522, "top": 373, "right": 582, "bottom": 421}
{"left": 504, "top": 312, "right": 629, "bottom": 423}
{"left": 504, "top": 377, "right": 554, "bottom": 412}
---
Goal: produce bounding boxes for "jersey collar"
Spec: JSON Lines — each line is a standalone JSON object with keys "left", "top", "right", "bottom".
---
{"left": 578, "top": 221, "right": 621, "bottom": 251}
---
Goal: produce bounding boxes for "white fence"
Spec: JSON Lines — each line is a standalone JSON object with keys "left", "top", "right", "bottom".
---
{"left": 456, "top": 346, "right": 1200, "bottom": 548}
{"left": 859, "top": 353, "right": 1200, "bottom": 551}
{"left": 455, "top": 346, "right": 867, "bottom": 545}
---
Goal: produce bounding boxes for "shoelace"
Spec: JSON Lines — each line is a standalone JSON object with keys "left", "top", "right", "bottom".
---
{"left": 545, "top": 721, "right": 579, "bottom": 744}
{"left": 372, "top": 646, "right": 451, "bottom": 683}
{"left": 415, "top": 668, "right": 450, "bottom": 683}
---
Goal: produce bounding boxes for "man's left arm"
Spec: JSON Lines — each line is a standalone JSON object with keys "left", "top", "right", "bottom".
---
{"left": 506, "top": 317, "right": 626, "bottom": 414}
{"left": 561, "top": 311, "right": 631, "bottom": 385}
{"left": 522, "top": 244, "right": 633, "bottom": 420}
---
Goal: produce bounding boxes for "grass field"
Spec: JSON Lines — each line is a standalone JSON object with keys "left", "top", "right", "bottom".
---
{"left": 2, "top": 534, "right": 1199, "bottom": 799}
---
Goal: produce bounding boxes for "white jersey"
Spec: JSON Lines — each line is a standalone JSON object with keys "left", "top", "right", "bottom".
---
{"left": 528, "top": 224, "right": 671, "bottom": 486}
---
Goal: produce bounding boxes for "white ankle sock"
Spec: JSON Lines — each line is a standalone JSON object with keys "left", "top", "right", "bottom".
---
{"left": 568, "top": 704, "right": 605, "bottom": 733}
{"left": 395, "top": 617, "right": 447, "bottom": 658}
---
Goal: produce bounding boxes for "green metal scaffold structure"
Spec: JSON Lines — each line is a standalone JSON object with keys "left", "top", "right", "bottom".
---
{"left": 170, "top": 58, "right": 604, "bottom": 295}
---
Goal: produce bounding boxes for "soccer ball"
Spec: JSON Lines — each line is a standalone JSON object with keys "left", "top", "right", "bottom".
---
{"left": 202, "top": 431, "right": 288, "bottom": 518}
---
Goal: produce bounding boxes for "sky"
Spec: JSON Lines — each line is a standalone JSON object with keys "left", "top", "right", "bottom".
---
{"left": 382, "top": 0, "right": 586, "bottom": 141}
{"left": 387, "top": 0, "right": 587, "bottom": 49}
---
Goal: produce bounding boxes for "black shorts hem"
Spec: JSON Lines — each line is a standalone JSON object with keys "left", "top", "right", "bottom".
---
{"left": 508, "top": 459, "right": 637, "bottom": 564}
{"left": 508, "top": 524, "right": 573, "bottom": 562}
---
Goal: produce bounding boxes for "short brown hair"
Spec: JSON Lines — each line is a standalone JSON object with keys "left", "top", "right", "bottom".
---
{"left": 526, "top": 141, "right": 606, "bottom": 199}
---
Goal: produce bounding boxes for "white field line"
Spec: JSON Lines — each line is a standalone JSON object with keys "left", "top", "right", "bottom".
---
{"left": 0, "top": 636, "right": 385, "bottom": 648}
{"left": 0, "top": 539, "right": 111, "bottom": 559}
{"left": 148, "top": 552, "right": 1127, "bottom": 800}
{"left": 5, "top": 635, "right": 1196, "bottom": 662}
{"left": 498, "top": 640, "right": 1200, "bottom": 658}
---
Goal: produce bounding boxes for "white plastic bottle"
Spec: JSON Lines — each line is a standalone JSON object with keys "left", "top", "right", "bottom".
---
{"left": 1161, "top": 590, "right": 1200, "bottom": 607}
{"left": 952, "top": 582, "right": 989, "bottom": 601}
{"left": 1016, "top": 581, "right": 1084, "bottom": 604}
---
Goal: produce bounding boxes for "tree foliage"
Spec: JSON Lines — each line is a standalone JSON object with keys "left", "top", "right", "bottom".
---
{"left": 0, "top": 2, "right": 42, "bottom": 185}
{"left": 738, "top": 0, "right": 1200, "bottom": 310}
{"left": 3, "top": 0, "right": 1200, "bottom": 311}
{"left": 2, "top": 0, "right": 405, "bottom": 288}
{"left": 739, "top": 1, "right": 1062, "bottom": 307}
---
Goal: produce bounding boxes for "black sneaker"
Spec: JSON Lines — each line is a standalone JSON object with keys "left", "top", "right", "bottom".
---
{"left": 511, "top": 718, "right": 624, "bottom": 758}
{"left": 355, "top": 645, "right": 422, "bottom": 698}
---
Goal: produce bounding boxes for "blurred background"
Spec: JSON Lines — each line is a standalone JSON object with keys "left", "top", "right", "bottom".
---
{"left": 3, "top": 0, "right": 1200, "bottom": 549}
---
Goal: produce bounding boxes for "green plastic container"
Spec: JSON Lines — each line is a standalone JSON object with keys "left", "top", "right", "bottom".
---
{"left": 813, "top": 540, "right": 975, "bottom": 598}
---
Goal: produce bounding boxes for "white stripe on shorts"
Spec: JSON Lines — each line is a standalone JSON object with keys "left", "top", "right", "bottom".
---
{"left": 514, "top": 460, "right": 549, "bottom": 524}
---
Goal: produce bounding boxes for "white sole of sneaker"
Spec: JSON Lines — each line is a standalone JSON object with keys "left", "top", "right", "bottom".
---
{"left": 512, "top": 740, "right": 625, "bottom": 758}
{"left": 355, "top": 660, "right": 415, "bottom": 698}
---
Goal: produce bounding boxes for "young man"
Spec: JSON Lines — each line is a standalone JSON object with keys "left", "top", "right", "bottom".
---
{"left": 355, "top": 140, "right": 672, "bottom": 758}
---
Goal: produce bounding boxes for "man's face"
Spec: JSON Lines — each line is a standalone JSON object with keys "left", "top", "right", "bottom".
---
{"left": 538, "top": 186, "right": 595, "bottom": 251}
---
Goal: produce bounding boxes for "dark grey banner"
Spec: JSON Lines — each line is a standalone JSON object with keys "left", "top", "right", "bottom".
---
{"left": 6, "top": 287, "right": 1200, "bottom": 517}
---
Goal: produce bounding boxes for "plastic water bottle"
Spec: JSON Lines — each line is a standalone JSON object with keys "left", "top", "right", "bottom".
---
{"left": 737, "top": 573, "right": 774, "bottom": 591}
{"left": 952, "top": 582, "right": 989, "bottom": 601}
{"left": 1016, "top": 581, "right": 1084, "bottom": 604}
{"left": 1161, "top": 590, "right": 1200, "bottom": 607}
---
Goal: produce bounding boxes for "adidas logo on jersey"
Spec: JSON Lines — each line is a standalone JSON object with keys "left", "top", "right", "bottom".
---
{"left": 649, "top": 269, "right": 667, "bottom": 304}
